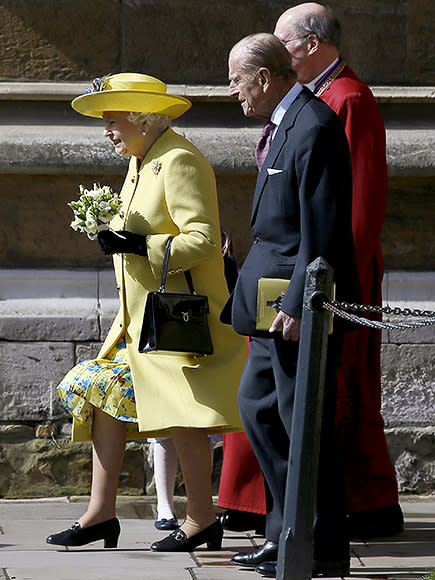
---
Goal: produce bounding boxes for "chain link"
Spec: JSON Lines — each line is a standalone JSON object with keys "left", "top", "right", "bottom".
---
{"left": 321, "top": 298, "right": 435, "bottom": 330}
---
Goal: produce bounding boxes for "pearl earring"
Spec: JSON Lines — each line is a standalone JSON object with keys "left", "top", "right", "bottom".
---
{"left": 142, "top": 130, "right": 147, "bottom": 136}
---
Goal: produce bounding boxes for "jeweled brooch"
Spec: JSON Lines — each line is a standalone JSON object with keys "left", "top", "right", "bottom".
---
{"left": 152, "top": 159, "right": 162, "bottom": 175}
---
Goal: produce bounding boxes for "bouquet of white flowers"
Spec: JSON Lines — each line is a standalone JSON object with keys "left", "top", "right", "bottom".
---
{"left": 68, "top": 183, "right": 121, "bottom": 240}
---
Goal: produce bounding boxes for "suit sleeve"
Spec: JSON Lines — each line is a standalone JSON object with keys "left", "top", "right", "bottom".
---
{"left": 280, "top": 122, "right": 352, "bottom": 317}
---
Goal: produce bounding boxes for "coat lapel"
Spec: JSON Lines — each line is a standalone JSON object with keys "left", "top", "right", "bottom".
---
{"left": 250, "top": 88, "right": 313, "bottom": 226}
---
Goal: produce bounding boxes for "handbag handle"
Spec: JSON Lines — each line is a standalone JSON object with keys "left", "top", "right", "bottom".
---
{"left": 159, "top": 236, "right": 196, "bottom": 294}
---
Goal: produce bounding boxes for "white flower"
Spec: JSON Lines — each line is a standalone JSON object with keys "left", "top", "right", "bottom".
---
{"left": 68, "top": 183, "right": 121, "bottom": 240}
{"left": 85, "top": 218, "right": 98, "bottom": 234}
{"left": 70, "top": 217, "right": 85, "bottom": 231}
{"left": 98, "top": 210, "right": 113, "bottom": 223}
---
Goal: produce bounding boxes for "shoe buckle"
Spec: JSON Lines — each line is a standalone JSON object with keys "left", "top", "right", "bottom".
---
{"left": 173, "top": 530, "right": 186, "bottom": 542}
{"left": 70, "top": 522, "right": 81, "bottom": 531}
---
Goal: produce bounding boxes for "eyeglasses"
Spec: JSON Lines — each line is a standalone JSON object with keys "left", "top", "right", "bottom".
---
{"left": 283, "top": 34, "right": 310, "bottom": 46}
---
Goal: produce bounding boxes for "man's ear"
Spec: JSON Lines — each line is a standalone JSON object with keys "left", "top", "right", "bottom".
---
{"left": 257, "top": 67, "right": 272, "bottom": 91}
{"left": 306, "top": 34, "right": 320, "bottom": 54}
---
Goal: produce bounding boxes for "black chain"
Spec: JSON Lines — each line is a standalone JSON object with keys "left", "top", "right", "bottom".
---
{"left": 320, "top": 298, "right": 435, "bottom": 330}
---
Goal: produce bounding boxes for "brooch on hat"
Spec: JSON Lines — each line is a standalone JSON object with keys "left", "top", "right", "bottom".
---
{"left": 85, "top": 74, "right": 111, "bottom": 94}
{"left": 152, "top": 160, "right": 162, "bottom": 175}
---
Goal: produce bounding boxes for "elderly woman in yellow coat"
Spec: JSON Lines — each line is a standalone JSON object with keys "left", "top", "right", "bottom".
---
{"left": 46, "top": 73, "right": 248, "bottom": 552}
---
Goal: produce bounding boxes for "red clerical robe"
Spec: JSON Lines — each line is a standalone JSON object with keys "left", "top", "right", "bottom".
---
{"left": 218, "top": 65, "right": 399, "bottom": 515}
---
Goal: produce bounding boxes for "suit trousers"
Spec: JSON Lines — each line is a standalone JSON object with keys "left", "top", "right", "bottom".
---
{"left": 237, "top": 333, "right": 349, "bottom": 561}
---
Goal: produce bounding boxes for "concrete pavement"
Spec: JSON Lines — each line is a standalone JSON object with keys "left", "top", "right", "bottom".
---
{"left": 1, "top": 496, "right": 434, "bottom": 580}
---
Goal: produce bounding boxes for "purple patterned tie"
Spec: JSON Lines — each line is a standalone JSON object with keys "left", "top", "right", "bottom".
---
{"left": 255, "top": 121, "right": 276, "bottom": 171}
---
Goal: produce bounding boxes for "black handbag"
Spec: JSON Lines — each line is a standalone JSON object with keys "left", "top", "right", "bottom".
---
{"left": 138, "top": 237, "right": 214, "bottom": 356}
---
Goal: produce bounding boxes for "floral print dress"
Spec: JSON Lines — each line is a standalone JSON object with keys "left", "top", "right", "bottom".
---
{"left": 57, "top": 338, "right": 139, "bottom": 433}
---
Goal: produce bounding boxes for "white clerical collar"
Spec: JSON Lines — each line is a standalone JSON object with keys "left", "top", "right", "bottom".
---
{"left": 270, "top": 82, "right": 303, "bottom": 138}
{"left": 305, "top": 58, "right": 340, "bottom": 92}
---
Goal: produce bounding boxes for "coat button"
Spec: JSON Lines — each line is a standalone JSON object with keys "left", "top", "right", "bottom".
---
{"left": 131, "top": 176, "right": 135, "bottom": 183}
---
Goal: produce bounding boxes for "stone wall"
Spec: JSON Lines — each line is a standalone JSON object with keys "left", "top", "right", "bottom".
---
{"left": 0, "top": 0, "right": 434, "bottom": 85}
{"left": 0, "top": 0, "right": 434, "bottom": 499}
{"left": 0, "top": 269, "right": 433, "bottom": 498}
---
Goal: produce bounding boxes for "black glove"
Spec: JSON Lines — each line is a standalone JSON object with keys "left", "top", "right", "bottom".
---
{"left": 97, "top": 229, "right": 148, "bottom": 256}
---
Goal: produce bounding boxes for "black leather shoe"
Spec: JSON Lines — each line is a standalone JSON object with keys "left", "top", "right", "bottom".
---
{"left": 348, "top": 502, "right": 404, "bottom": 539}
{"left": 256, "top": 559, "right": 350, "bottom": 578}
{"left": 256, "top": 561, "right": 276, "bottom": 577}
{"left": 150, "top": 519, "right": 223, "bottom": 552}
{"left": 231, "top": 540, "right": 278, "bottom": 567}
{"left": 46, "top": 518, "right": 120, "bottom": 548}
{"left": 155, "top": 517, "right": 178, "bottom": 531}
{"left": 219, "top": 509, "right": 266, "bottom": 535}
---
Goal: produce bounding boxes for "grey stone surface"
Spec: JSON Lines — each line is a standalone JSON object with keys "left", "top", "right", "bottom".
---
{"left": 0, "top": 342, "right": 74, "bottom": 421}
{"left": 0, "top": 298, "right": 101, "bottom": 341}
{"left": 0, "top": 1, "right": 434, "bottom": 85}
{"left": 386, "top": 427, "right": 435, "bottom": 494}
{"left": 0, "top": 124, "right": 434, "bottom": 177}
{"left": 0, "top": 439, "right": 146, "bottom": 498}
{"left": 381, "top": 344, "right": 435, "bottom": 425}
{"left": 0, "top": 497, "right": 434, "bottom": 580}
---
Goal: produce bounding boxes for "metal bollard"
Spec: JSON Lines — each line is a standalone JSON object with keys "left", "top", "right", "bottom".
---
{"left": 276, "top": 257, "right": 334, "bottom": 580}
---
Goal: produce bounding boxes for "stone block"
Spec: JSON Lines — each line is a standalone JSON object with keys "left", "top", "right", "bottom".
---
{"left": 381, "top": 177, "right": 435, "bottom": 271}
{"left": 0, "top": 438, "right": 146, "bottom": 498}
{"left": 121, "top": 0, "right": 288, "bottom": 85}
{"left": 0, "top": 424, "right": 35, "bottom": 444}
{"left": 0, "top": 299, "right": 100, "bottom": 341}
{"left": 386, "top": 426, "right": 435, "bottom": 494}
{"left": 386, "top": 321, "right": 435, "bottom": 345}
{"left": 1, "top": 0, "right": 433, "bottom": 85}
{"left": 99, "top": 270, "right": 117, "bottom": 299}
{"left": 382, "top": 270, "right": 435, "bottom": 344}
{"left": 386, "top": 129, "right": 435, "bottom": 177}
{"left": 75, "top": 343, "right": 104, "bottom": 362}
{"left": 334, "top": 0, "right": 408, "bottom": 84}
{"left": 408, "top": 0, "right": 435, "bottom": 84}
{"left": 99, "top": 299, "right": 119, "bottom": 337}
{"left": 0, "top": 0, "right": 120, "bottom": 80}
{"left": 0, "top": 173, "right": 122, "bottom": 269}
{"left": 0, "top": 342, "right": 74, "bottom": 421}
{"left": 381, "top": 344, "right": 435, "bottom": 425}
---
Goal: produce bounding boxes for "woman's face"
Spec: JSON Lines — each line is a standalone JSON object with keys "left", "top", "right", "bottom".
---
{"left": 103, "top": 111, "right": 145, "bottom": 158}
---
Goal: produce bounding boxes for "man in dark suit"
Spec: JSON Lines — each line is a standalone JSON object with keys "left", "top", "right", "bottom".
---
{"left": 224, "top": 32, "right": 360, "bottom": 578}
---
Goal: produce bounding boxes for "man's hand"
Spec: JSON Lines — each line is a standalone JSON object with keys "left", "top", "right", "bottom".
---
{"left": 269, "top": 311, "right": 301, "bottom": 341}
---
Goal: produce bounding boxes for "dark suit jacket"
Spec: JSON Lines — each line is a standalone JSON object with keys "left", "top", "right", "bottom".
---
{"left": 227, "top": 87, "right": 360, "bottom": 337}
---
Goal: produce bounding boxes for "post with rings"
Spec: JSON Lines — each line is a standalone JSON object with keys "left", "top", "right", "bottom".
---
{"left": 276, "top": 256, "right": 334, "bottom": 580}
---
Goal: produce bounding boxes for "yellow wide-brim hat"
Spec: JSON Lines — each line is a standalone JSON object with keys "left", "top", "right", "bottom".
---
{"left": 71, "top": 72, "right": 191, "bottom": 119}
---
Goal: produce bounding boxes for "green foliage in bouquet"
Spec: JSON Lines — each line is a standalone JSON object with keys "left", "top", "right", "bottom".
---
{"left": 68, "top": 183, "right": 121, "bottom": 240}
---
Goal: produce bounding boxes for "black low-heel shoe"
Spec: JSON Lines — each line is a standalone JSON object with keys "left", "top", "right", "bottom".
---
{"left": 150, "top": 519, "right": 223, "bottom": 552}
{"left": 155, "top": 517, "right": 179, "bottom": 531}
{"left": 46, "top": 517, "right": 120, "bottom": 548}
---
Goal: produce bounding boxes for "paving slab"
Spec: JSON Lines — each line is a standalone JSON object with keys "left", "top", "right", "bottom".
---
{"left": 0, "top": 497, "right": 434, "bottom": 580}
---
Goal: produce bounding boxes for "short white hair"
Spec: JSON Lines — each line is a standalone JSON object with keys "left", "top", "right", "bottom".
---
{"left": 127, "top": 112, "right": 171, "bottom": 130}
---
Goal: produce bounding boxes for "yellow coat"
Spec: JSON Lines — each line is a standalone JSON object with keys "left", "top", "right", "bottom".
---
{"left": 73, "top": 128, "right": 247, "bottom": 441}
